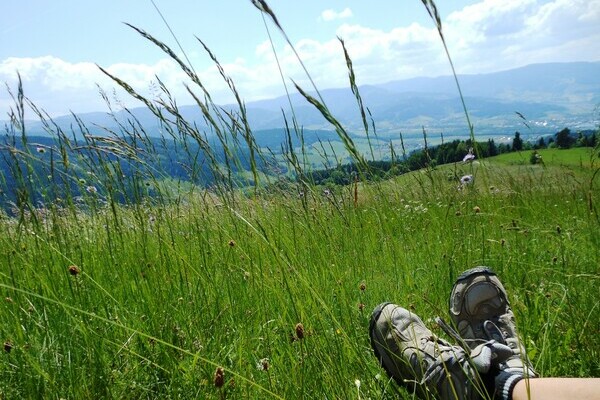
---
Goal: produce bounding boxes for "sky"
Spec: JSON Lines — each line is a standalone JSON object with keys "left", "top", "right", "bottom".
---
{"left": 1, "top": 0, "right": 599, "bottom": 118}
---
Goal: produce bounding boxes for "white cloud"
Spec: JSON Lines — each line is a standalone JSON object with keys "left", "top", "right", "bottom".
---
{"left": 2, "top": 0, "right": 598, "bottom": 118}
{"left": 0, "top": 55, "right": 266, "bottom": 117}
{"left": 320, "top": 8, "right": 353, "bottom": 22}
{"left": 443, "top": 0, "right": 600, "bottom": 73}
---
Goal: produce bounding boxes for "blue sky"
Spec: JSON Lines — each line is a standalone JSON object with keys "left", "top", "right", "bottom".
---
{"left": 1, "top": 0, "right": 599, "bottom": 117}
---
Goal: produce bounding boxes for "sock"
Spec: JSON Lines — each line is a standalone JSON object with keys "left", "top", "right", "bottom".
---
{"left": 494, "top": 370, "right": 523, "bottom": 400}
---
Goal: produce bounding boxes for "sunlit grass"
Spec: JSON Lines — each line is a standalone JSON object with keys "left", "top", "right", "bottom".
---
{"left": 491, "top": 147, "right": 598, "bottom": 168}
{"left": 1, "top": 152, "right": 599, "bottom": 398}
{"left": 1, "top": 0, "right": 599, "bottom": 398}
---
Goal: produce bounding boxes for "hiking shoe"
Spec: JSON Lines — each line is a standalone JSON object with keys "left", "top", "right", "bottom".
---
{"left": 370, "top": 303, "right": 489, "bottom": 400}
{"left": 449, "top": 267, "right": 537, "bottom": 398}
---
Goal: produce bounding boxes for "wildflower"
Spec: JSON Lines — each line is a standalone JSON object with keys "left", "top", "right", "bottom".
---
{"left": 323, "top": 189, "right": 331, "bottom": 196}
{"left": 358, "top": 303, "right": 365, "bottom": 311}
{"left": 463, "top": 147, "right": 475, "bottom": 162}
{"left": 375, "top": 373, "right": 382, "bottom": 381}
{"left": 463, "top": 153, "right": 476, "bottom": 162}
{"left": 359, "top": 282, "right": 366, "bottom": 292}
{"left": 355, "top": 379, "right": 361, "bottom": 390}
{"left": 214, "top": 367, "right": 225, "bottom": 388}
{"left": 86, "top": 186, "right": 97, "bottom": 194}
{"left": 460, "top": 175, "right": 473, "bottom": 185}
{"left": 4, "top": 341, "right": 12, "bottom": 353}
{"left": 256, "top": 358, "right": 270, "bottom": 371}
{"left": 295, "top": 323, "right": 305, "bottom": 340}
{"left": 68, "top": 265, "right": 80, "bottom": 276}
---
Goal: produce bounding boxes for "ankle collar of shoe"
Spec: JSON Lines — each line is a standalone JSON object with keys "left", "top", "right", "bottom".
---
{"left": 495, "top": 370, "right": 525, "bottom": 400}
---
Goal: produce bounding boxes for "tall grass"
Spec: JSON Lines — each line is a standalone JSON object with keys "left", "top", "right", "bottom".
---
{"left": 1, "top": 1, "right": 599, "bottom": 399}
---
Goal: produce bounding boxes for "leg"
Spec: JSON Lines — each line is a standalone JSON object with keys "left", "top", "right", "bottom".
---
{"left": 512, "top": 378, "right": 600, "bottom": 400}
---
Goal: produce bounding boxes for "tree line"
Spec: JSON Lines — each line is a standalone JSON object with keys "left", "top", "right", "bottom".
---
{"left": 302, "top": 128, "right": 599, "bottom": 186}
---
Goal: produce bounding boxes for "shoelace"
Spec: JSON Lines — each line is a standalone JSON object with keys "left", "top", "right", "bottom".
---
{"left": 435, "top": 316, "right": 471, "bottom": 349}
{"left": 417, "top": 338, "right": 469, "bottom": 386}
{"left": 435, "top": 316, "right": 514, "bottom": 373}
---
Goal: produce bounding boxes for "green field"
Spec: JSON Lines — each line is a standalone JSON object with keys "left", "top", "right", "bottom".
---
{"left": 2, "top": 1, "right": 599, "bottom": 396}
{"left": 1, "top": 147, "right": 598, "bottom": 399}
{"left": 491, "top": 147, "right": 598, "bottom": 168}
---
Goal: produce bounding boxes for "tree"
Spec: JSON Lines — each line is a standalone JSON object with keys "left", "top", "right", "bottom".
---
{"left": 497, "top": 143, "right": 511, "bottom": 154}
{"left": 534, "top": 137, "right": 546, "bottom": 150}
{"left": 555, "top": 128, "right": 574, "bottom": 149}
{"left": 512, "top": 131, "right": 523, "bottom": 151}
{"left": 487, "top": 139, "right": 498, "bottom": 156}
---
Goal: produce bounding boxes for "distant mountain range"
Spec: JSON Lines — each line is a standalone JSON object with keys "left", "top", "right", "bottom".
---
{"left": 12, "top": 61, "right": 600, "bottom": 144}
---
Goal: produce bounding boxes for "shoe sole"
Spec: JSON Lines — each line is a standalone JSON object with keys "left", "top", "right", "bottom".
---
{"left": 369, "top": 303, "right": 397, "bottom": 383}
{"left": 455, "top": 266, "right": 497, "bottom": 283}
{"left": 450, "top": 266, "right": 510, "bottom": 343}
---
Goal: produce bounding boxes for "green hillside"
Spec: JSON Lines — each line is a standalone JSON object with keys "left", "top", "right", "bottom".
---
{"left": 490, "top": 147, "right": 598, "bottom": 168}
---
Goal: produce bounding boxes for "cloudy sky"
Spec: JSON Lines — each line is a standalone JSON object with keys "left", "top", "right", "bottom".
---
{"left": 1, "top": 0, "right": 599, "bottom": 118}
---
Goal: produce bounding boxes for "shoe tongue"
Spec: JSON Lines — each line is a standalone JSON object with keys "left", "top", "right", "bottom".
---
{"left": 466, "top": 283, "right": 502, "bottom": 315}
{"left": 483, "top": 320, "right": 505, "bottom": 344}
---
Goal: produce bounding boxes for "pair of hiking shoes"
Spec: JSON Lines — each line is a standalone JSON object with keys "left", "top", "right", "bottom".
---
{"left": 370, "top": 267, "right": 537, "bottom": 400}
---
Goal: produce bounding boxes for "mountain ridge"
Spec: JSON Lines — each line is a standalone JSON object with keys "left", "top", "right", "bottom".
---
{"left": 11, "top": 61, "right": 600, "bottom": 139}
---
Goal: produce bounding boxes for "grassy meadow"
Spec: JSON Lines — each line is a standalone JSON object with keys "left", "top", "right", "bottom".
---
{"left": 1, "top": 147, "right": 599, "bottom": 399}
{"left": 2, "top": 1, "right": 600, "bottom": 398}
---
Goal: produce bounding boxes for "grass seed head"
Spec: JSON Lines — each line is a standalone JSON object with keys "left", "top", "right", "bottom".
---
{"left": 68, "top": 265, "right": 81, "bottom": 276}
{"left": 4, "top": 341, "right": 12, "bottom": 353}
{"left": 295, "top": 323, "right": 305, "bottom": 340}
{"left": 257, "top": 358, "right": 270, "bottom": 371}
{"left": 214, "top": 367, "right": 225, "bottom": 388}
